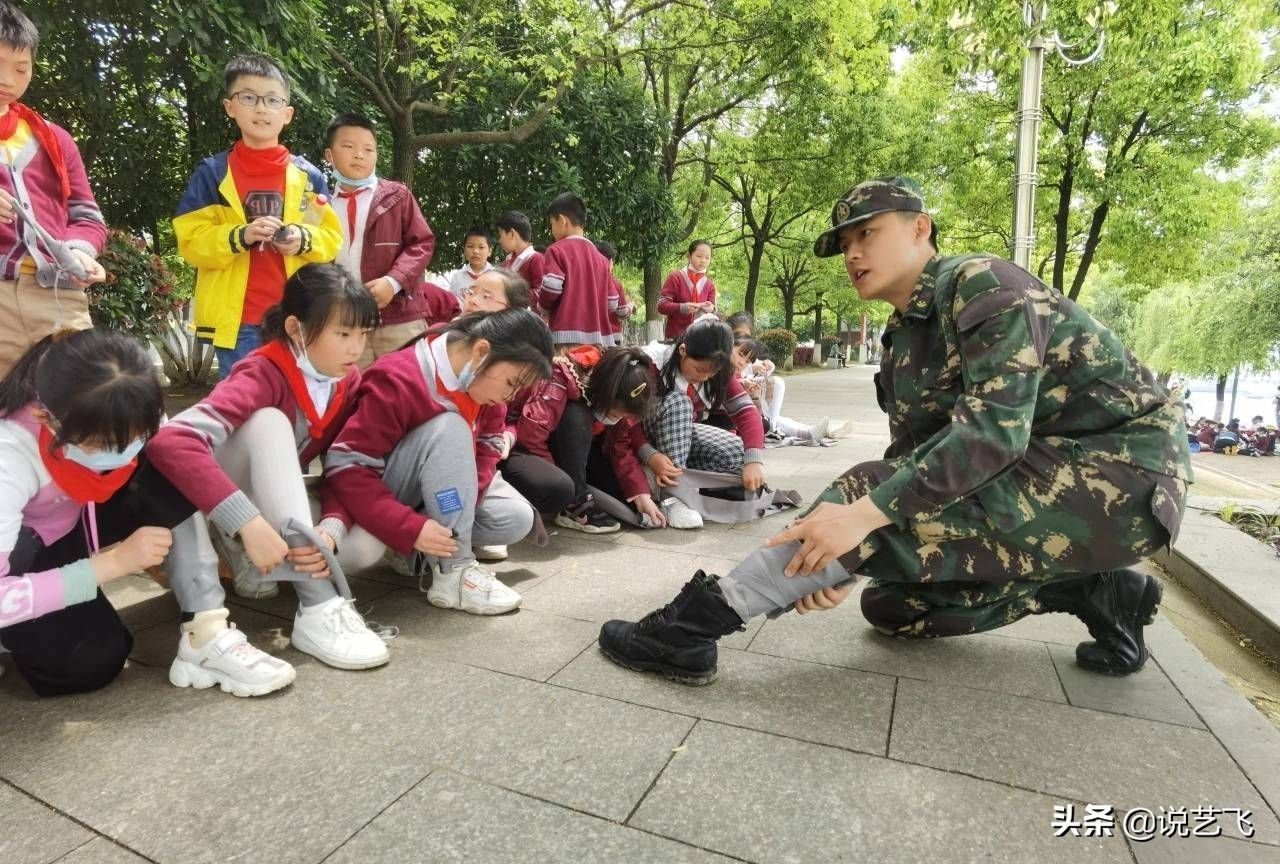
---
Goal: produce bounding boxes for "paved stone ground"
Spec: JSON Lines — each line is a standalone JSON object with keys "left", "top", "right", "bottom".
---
{"left": 4, "top": 367, "right": 1280, "bottom": 864}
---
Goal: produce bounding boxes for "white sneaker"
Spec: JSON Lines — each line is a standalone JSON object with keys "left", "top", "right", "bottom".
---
{"left": 474, "top": 544, "right": 509, "bottom": 562}
{"left": 211, "top": 525, "right": 277, "bottom": 600}
{"left": 426, "top": 560, "right": 521, "bottom": 615}
{"left": 169, "top": 627, "right": 295, "bottom": 697}
{"left": 291, "top": 596, "right": 391, "bottom": 670}
{"left": 828, "top": 419, "right": 853, "bottom": 439}
{"left": 662, "top": 496, "right": 704, "bottom": 530}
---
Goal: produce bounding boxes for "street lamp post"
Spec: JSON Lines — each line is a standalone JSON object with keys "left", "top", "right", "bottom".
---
{"left": 1011, "top": 2, "right": 1106, "bottom": 271}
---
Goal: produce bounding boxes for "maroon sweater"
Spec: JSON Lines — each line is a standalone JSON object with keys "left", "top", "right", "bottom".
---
{"left": 657, "top": 269, "right": 716, "bottom": 340}
{"left": 349, "top": 180, "right": 436, "bottom": 326}
{"left": 539, "top": 235, "right": 619, "bottom": 345}
{"left": 503, "top": 246, "right": 546, "bottom": 313}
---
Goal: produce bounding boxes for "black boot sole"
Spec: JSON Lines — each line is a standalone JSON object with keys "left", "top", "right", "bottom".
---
{"left": 1076, "top": 575, "right": 1162, "bottom": 676}
{"left": 598, "top": 644, "right": 718, "bottom": 686}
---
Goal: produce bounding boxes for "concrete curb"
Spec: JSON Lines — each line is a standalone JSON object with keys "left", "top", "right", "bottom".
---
{"left": 1154, "top": 501, "right": 1280, "bottom": 661}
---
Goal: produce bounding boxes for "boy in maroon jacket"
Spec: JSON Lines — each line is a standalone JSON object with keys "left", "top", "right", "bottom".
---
{"left": 324, "top": 113, "right": 435, "bottom": 367}
{"left": 497, "top": 210, "right": 546, "bottom": 313}
{"left": 539, "top": 192, "right": 619, "bottom": 348}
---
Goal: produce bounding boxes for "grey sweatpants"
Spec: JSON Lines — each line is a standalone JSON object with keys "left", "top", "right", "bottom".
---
{"left": 717, "top": 542, "right": 857, "bottom": 622}
{"left": 167, "top": 408, "right": 339, "bottom": 613}
{"left": 339, "top": 412, "right": 535, "bottom": 573}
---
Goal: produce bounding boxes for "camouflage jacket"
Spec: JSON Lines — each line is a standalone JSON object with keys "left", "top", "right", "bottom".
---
{"left": 867, "top": 254, "right": 1192, "bottom": 528}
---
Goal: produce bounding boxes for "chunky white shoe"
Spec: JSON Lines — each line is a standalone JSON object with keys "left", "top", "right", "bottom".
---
{"left": 662, "top": 496, "right": 704, "bottom": 530}
{"left": 211, "top": 525, "right": 278, "bottom": 600}
{"left": 291, "top": 596, "right": 390, "bottom": 670}
{"left": 169, "top": 627, "right": 295, "bottom": 697}
{"left": 474, "top": 544, "right": 509, "bottom": 562}
{"left": 807, "top": 417, "right": 832, "bottom": 444}
{"left": 426, "top": 560, "right": 521, "bottom": 615}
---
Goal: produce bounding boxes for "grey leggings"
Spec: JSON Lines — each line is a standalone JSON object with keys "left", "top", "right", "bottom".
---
{"left": 339, "top": 412, "right": 536, "bottom": 573}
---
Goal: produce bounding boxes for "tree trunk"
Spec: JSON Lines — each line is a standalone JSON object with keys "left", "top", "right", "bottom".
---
{"left": 812, "top": 302, "right": 824, "bottom": 366}
{"left": 390, "top": 113, "right": 418, "bottom": 191}
{"left": 1214, "top": 373, "right": 1228, "bottom": 422}
{"left": 744, "top": 238, "right": 766, "bottom": 314}
{"left": 644, "top": 259, "right": 664, "bottom": 341}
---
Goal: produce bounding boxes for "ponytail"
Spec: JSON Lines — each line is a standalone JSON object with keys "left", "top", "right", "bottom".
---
{"left": 586, "top": 346, "right": 657, "bottom": 418}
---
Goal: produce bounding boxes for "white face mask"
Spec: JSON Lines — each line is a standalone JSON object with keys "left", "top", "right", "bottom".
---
{"left": 593, "top": 410, "right": 620, "bottom": 426}
{"left": 457, "top": 350, "right": 488, "bottom": 391}
{"left": 292, "top": 326, "right": 342, "bottom": 385}
{"left": 63, "top": 438, "right": 144, "bottom": 471}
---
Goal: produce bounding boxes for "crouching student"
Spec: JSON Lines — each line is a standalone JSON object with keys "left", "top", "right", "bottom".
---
{"left": 506, "top": 345, "right": 663, "bottom": 533}
{"left": 148, "top": 263, "right": 391, "bottom": 675}
{"left": 639, "top": 316, "right": 766, "bottom": 529}
{"left": 325, "top": 309, "right": 553, "bottom": 615}
{"left": 0, "top": 330, "right": 285, "bottom": 697}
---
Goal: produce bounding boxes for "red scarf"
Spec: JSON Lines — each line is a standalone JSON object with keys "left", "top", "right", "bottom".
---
{"left": 255, "top": 340, "right": 349, "bottom": 440}
{"left": 0, "top": 104, "right": 70, "bottom": 202}
{"left": 229, "top": 140, "right": 290, "bottom": 174}
{"left": 435, "top": 370, "right": 481, "bottom": 430}
{"left": 37, "top": 426, "right": 137, "bottom": 504}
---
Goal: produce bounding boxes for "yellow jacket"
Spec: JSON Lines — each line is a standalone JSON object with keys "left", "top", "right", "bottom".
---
{"left": 173, "top": 150, "right": 341, "bottom": 349}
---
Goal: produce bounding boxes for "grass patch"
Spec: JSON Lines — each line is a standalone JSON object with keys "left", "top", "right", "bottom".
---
{"left": 1217, "top": 501, "right": 1280, "bottom": 555}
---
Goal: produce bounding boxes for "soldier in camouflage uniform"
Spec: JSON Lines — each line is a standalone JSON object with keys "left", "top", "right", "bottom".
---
{"left": 598, "top": 176, "right": 1191, "bottom": 686}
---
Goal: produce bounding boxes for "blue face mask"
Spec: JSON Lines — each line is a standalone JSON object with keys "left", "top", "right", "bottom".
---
{"left": 293, "top": 327, "right": 343, "bottom": 385}
{"left": 456, "top": 353, "right": 488, "bottom": 391}
{"left": 331, "top": 167, "right": 376, "bottom": 189}
{"left": 63, "top": 438, "right": 144, "bottom": 472}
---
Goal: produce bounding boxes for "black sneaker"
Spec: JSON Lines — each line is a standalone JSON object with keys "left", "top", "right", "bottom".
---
{"left": 555, "top": 495, "right": 621, "bottom": 534}
{"left": 598, "top": 571, "right": 745, "bottom": 685}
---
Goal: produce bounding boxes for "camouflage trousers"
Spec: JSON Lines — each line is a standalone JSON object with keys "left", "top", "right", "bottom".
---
{"left": 718, "top": 439, "right": 1185, "bottom": 638}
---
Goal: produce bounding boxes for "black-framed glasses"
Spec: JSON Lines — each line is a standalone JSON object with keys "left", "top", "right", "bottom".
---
{"left": 229, "top": 91, "right": 289, "bottom": 111}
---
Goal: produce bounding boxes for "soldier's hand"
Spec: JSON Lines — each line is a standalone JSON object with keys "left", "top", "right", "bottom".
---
{"left": 767, "top": 497, "right": 891, "bottom": 577}
{"left": 794, "top": 583, "right": 854, "bottom": 615}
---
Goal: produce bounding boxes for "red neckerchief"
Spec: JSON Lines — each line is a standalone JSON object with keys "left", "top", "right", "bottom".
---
{"left": 255, "top": 340, "right": 349, "bottom": 440}
{"left": 686, "top": 268, "right": 706, "bottom": 297}
{"left": 229, "top": 140, "right": 289, "bottom": 174}
{"left": 435, "top": 369, "right": 481, "bottom": 431}
{"left": 0, "top": 104, "right": 70, "bottom": 202}
{"left": 37, "top": 426, "right": 136, "bottom": 504}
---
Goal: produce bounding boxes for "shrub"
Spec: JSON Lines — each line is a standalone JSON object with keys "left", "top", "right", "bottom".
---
{"left": 86, "top": 230, "right": 186, "bottom": 341}
{"left": 759, "top": 328, "right": 797, "bottom": 369}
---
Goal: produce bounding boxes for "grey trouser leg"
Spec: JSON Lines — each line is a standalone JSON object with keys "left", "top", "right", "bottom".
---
{"left": 378, "top": 412, "right": 481, "bottom": 572}
{"left": 165, "top": 514, "right": 225, "bottom": 614}
{"left": 717, "top": 542, "right": 856, "bottom": 622}
{"left": 472, "top": 471, "right": 535, "bottom": 548}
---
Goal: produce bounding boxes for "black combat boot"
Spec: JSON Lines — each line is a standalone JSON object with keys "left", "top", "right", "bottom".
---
{"left": 598, "top": 571, "right": 745, "bottom": 685}
{"left": 1037, "top": 569, "right": 1162, "bottom": 676}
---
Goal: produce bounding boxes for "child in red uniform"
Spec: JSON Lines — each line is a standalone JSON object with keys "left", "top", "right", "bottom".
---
{"left": 539, "top": 193, "right": 619, "bottom": 347}
{"left": 658, "top": 240, "right": 715, "bottom": 340}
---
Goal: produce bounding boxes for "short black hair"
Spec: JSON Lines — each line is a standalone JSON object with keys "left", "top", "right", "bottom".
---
{"left": 687, "top": 239, "right": 712, "bottom": 256}
{"left": 592, "top": 239, "right": 617, "bottom": 261}
{"left": 260, "top": 263, "right": 379, "bottom": 346}
{"left": 547, "top": 192, "right": 587, "bottom": 227}
{"left": 325, "top": 112, "right": 376, "bottom": 149}
{"left": 464, "top": 224, "right": 493, "bottom": 246}
{"left": 224, "top": 53, "right": 291, "bottom": 98}
{"left": 496, "top": 210, "right": 532, "bottom": 242}
{"left": 726, "top": 311, "right": 755, "bottom": 335}
{"left": 0, "top": 2, "right": 37, "bottom": 56}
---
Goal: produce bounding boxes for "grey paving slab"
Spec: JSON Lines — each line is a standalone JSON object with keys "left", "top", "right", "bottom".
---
{"left": 53, "top": 838, "right": 150, "bottom": 864}
{"left": 749, "top": 598, "right": 1068, "bottom": 702}
{"left": 986, "top": 610, "right": 1092, "bottom": 645}
{"left": 0, "top": 784, "right": 93, "bottom": 864}
{"left": 888, "top": 677, "right": 1280, "bottom": 843}
{"left": 630, "top": 721, "right": 1131, "bottom": 864}
{"left": 1047, "top": 644, "right": 1205, "bottom": 729}
{"left": 367, "top": 587, "right": 599, "bottom": 681}
{"left": 611, "top": 518, "right": 776, "bottom": 561}
{"left": 1129, "top": 833, "right": 1280, "bottom": 864}
{"left": 327, "top": 771, "right": 736, "bottom": 864}
{"left": 551, "top": 644, "right": 894, "bottom": 754}
{"left": 0, "top": 650, "right": 695, "bottom": 860}
{"left": 103, "top": 573, "right": 178, "bottom": 631}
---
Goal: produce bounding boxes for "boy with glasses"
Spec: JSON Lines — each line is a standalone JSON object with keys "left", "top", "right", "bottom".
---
{"left": 173, "top": 54, "right": 342, "bottom": 379}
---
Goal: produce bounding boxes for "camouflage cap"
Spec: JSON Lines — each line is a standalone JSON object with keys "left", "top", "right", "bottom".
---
{"left": 813, "top": 176, "right": 932, "bottom": 258}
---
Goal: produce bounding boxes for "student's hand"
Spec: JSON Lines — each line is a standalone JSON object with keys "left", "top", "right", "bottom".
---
{"left": 239, "top": 516, "right": 290, "bottom": 575}
{"left": 498, "top": 430, "right": 516, "bottom": 460}
{"left": 94, "top": 526, "right": 173, "bottom": 583}
{"left": 270, "top": 225, "right": 302, "bottom": 256}
{"left": 765, "top": 497, "right": 892, "bottom": 578}
{"left": 68, "top": 249, "right": 107, "bottom": 289}
{"left": 743, "top": 380, "right": 762, "bottom": 398}
{"left": 680, "top": 302, "right": 693, "bottom": 316}
{"left": 244, "top": 217, "right": 284, "bottom": 246}
{"left": 646, "top": 452, "right": 683, "bottom": 487}
{"left": 414, "top": 519, "right": 458, "bottom": 558}
{"left": 0, "top": 188, "right": 15, "bottom": 225}
{"left": 794, "top": 583, "right": 855, "bottom": 615}
{"left": 742, "top": 462, "right": 766, "bottom": 492}
{"left": 316, "top": 530, "right": 338, "bottom": 552}
{"left": 634, "top": 493, "right": 667, "bottom": 528}
{"left": 365, "top": 277, "right": 395, "bottom": 309}
{"left": 698, "top": 301, "right": 716, "bottom": 314}
{"left": 286, "top": 543, "right": 332, "bottom": 579}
